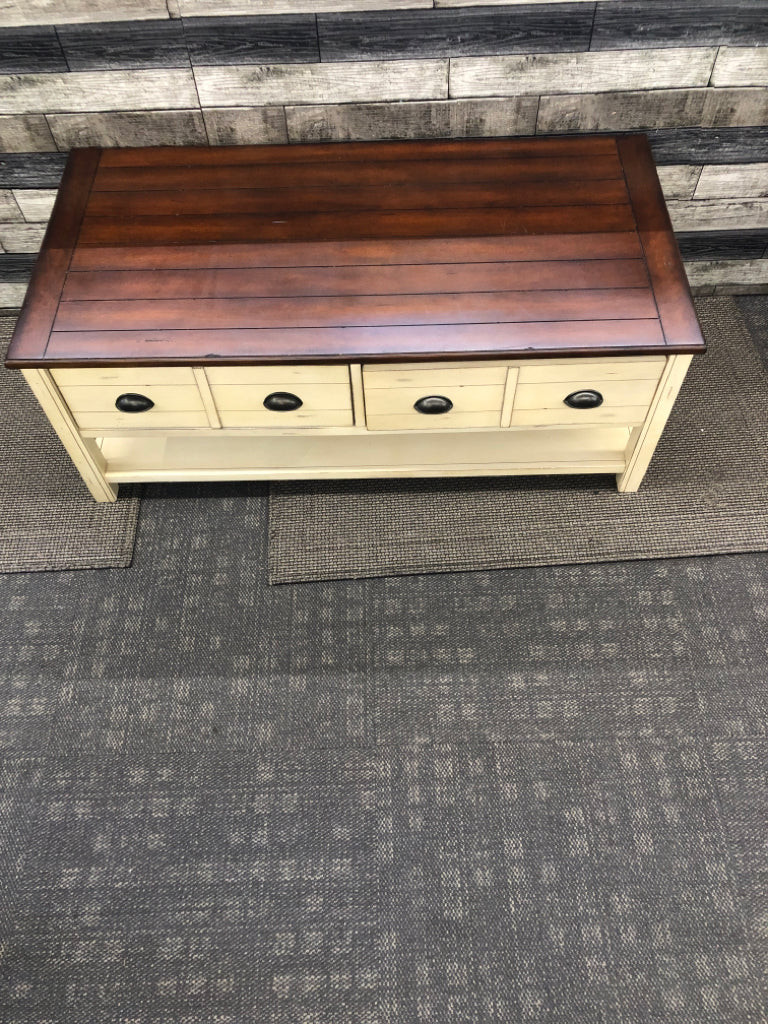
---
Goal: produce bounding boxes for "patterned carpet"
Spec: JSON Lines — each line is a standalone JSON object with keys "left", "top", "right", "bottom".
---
{"left": 0, "top": 297, "right": 766, "bottom": 1023}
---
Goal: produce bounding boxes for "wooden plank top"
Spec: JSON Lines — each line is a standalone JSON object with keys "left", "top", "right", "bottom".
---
{"left": 5, "top": 135, "right": 706, "bottom": 367}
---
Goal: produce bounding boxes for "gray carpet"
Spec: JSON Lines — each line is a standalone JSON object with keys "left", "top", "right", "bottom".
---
{"left": 0, "top": 314, "right": 141, "bottom": 572}
{"left": 269, "top": 296, "right": 768, "bottom": 583}
{"left": 0, "top": 296, "right": 767, "bottom": 1024}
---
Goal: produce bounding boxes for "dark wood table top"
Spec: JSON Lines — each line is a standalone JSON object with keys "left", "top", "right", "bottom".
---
{"left": 6, "top": 135, "right": 705, "bottom": 368}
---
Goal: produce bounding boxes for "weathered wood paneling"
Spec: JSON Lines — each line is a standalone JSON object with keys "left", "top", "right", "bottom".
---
{"left": 47, "top": 110, "right": 208, "bottom": 149}
{"left": 57, "top": 20, "right": 189, "bottom": 72}
{"left": 0, "top": 253, "right": 36, "bottom": 279}
{"left": 538, "top": 89, "right": 708, "bottom": 133}
{"left": 450, "top": 49, "right": 716, "bottom": 97}
{"left": 711, "top": 47, "right": 768, "bottom": 87}
{"left": 317, "top": 6, "right": 594, "bottom": 60}
{"left": 0, "top": 70, "right": 199, "bottom": 114}
{"left": 668, "top": 198, "right": 768, "bottom": 231}
{"left": 0, "top": 0, "right": 169, "bottom": 27}
{"left": 701, "top": 87, "right": 768, "bottom": 127}
{"left": 592, "top": 1, "right": 768, "bottom": 50}
{"left": 195, "top": 61, "right": 448, "bottom": 106}
{"left": 0, "top": 190, "right": 23, "bottom": 221}
{"left": 0, "top": 153, "right": 67, "bottom": 189}
{"left": 0, "top": 27, "right": 68, "bottom": 75}
{"left": 537, "top": 88, "right": 768, "bottom": 133}
{"left": 0, "top": 114, "right": 56, "bottom": 152}
{"left": 178, "top": 0, "right": 433, "bottom": 15}
{"left": 694, "top": 163, "right": 768, "bottom": 199}
{"left": 698, "top": 283, "right": 768, "bottom": 295}
{"left": 11, "top": 188, "right": 56, "bottom": 222}
{"left": 0, "top": 282, "right": 29, "bottom": 304}
{"left": 645, "top": 126, "right": 768, "bottom": 165}
{"left": 0, "top": 223, "right": 47, "bottom": 252}
{"left": 285, "top": 98, "right": 538, "bottom": 143}
{"left": 657, "top": 165, "right": 702, "bottom": 201}
{"left": 0, "top": 3, "right": 765, "bottom": 288}
{"left": 202, "top": 107, "right": 288, "bottom": 145}
{"left": 184, "top": 15, "right": 320, "bottom": 65}
{"left": 678, "top": 230, "right": 768, "bottom": 260}
{"left": 685, "top": 258, "right": 768, "bottom": 286}
{"left": 437, "top": 0, "right": 597, "bottom": 5}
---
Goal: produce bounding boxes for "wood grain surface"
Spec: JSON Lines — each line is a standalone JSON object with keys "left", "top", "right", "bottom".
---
{"left": 55, "top": 20, "right": 189, "bottom": 72}
{"left": 96, "top": 136, "right": 619, "bottom": 165}
{"left": 283, "top": 97, "right": 539, "bottom": 143}
{"left": 591, "top": 1, "right": 768, "bottom": 51}
{"left": 315, "top": 5, "right": 593, "bottom": 60}
{"left": 618, "top": 134, "right": 704, "bottom": 351}
{"left": 61, "top": 260, "right": 648, "bottom": 301}
{"left": 0, "top": 69, "right": 199, "bottom": 114}
{"left": 192, "top": 60, "right": 447, "bottom": 107}
{"left": 47, "top": 110, "right": 208, "bottom": 150}
{"left": 183, "top": 14, "right": 320, "bottom": 66}
{"left": 450, "top": 48, "right": 717, "bottom": 98}
{"left": 83, "top": 179, "right": 631, "bottom": 217}
{"left": 42, "top": 320, "right": 668, "bottom": 364}
{"left": 0, "top": 152, "right": 67, "bottom": 188}
{"left": 6, "top": 136, "right": 707, "bottom": 367}
{"left": 0, "top": 113, "right": 57, "bottom": 151}
{"left": 0, "top": 25, "right": 68, "bottom": 74}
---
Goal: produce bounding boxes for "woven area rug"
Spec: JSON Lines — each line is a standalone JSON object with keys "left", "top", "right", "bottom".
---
{"left": 0, "top": 313, "right": 141, "bottom": 572}
{"left": 268, "top": 296, "right": 768, "bottom": 583}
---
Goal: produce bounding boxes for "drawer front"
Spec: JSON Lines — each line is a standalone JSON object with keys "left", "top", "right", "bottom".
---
{"left": 207, "top": 373, "right": 353, "bottom": 428}
{"left": 364, "top": 364, "right": 507, "bottom": 431}
{"left": 52, "top": 371, "right": 207, "bottom": 430}
{"left": 206, "top": 365, "right": 349, "bottom": 387}
{"left": 510, "top": 376, "right": 661, "bottom": 427}
{"left": 51, "top": 367, "right": 196, "bottom": 387}
{"left": 517, "top": 356, "right": 665, "bottom": 385}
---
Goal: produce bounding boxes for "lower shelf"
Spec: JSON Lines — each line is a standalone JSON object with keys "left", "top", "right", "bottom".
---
{"left": 100, "top": 427, "right": 631, "bottom": 483}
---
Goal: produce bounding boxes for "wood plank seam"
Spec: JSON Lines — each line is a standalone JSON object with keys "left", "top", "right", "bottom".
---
{"left": 500, "top": 366, "right": 518, "bottom": 428}
{"left": 349, "top": 363, "right": 366, "bottom": 427}
{"left": 192, "top": 366, "right": 222, "bottom": 428}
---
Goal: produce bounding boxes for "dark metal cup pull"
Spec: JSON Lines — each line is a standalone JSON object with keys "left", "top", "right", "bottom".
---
{"left": 115, "top": 392, "right": 154, "bottom": 413}
{"left": 414, "top": 395, "right": 453, "bottom": 415}
{"left": 263, "top": 391, "right": 303, "bottom": 412}
{"left": 564, "top": 389, "right": 604, "bottom": 410}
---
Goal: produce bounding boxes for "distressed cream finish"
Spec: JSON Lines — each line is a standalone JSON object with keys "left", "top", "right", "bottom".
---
{"left": 39, "top": 352, "right": 689, "bottom": 501}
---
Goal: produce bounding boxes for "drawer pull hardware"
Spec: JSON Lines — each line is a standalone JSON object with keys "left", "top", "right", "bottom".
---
{"left": 264, "top": 391, "right": 303, "bottom": 412}
{"left": 414, "top": 395, "right": 453, "bottom": 415}
{"left": 564, "top": 389, "right": 603, "bottom": 409}
{"left": 115, "top": 393, "right": 154, "bottom": 413}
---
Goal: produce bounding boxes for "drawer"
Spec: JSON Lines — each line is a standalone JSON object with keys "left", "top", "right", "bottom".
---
{"left": 517, "top": 356, "right": 665, "bottom": 385}
{"left": 205, "top": 365, "right": 349, "bottom": 386}
{"left": 52, "top": 370, "right": 207, "bottom": 430}
{"left": 510, "top": 376, "right": 661, "bottom": 427}
{"left": 206, "top": 370, "right": 353, "bottom": 428}
{"left": 363, "top": 363, "right": 507, "bottom": 431}
{"left": 51, "top": 367, "right": 196, "bottom": 387}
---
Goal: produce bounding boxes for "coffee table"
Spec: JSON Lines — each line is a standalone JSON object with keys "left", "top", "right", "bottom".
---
{"left": 5, "top": 134, "right": 705, "bottom": 502}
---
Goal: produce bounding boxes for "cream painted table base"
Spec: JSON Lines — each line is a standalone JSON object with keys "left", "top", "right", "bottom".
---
{"left": 21, "top": 352, "right": 693, "bottom": 503}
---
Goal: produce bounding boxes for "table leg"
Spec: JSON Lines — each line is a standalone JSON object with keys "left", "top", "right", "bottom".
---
{"left": 616, "top": 353, "right": 693, "bottom": 492}
{"left": 22, "top": 369, "right": 118, "bottom": 503}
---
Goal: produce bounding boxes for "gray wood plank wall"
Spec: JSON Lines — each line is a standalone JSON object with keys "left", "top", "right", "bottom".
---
{"left": 1, "top": 0, "right": 767, "bottom": 304}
